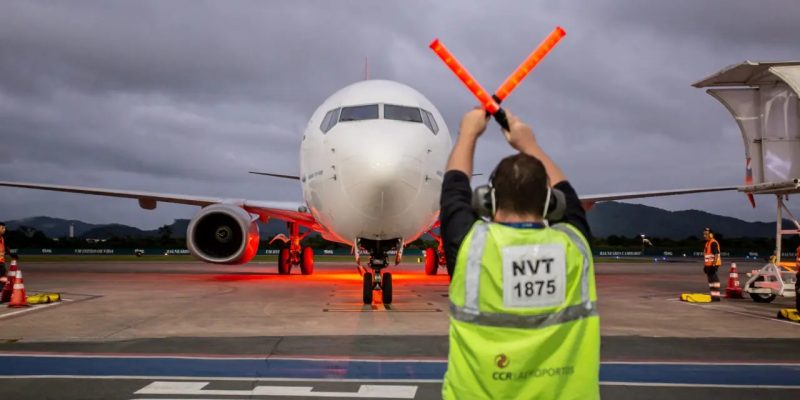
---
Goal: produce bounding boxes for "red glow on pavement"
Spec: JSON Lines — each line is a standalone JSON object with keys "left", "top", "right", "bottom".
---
{"left": 429, "top": 39, "right": 500, "bottom": 113}
{"left": 495, "top": 26, "right": 566, "bottom": 101}
{"left": 212, "top": 267, "right": 451, "bottom": 285}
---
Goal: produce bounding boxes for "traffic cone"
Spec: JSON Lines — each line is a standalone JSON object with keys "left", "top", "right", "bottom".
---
{"left": 725, "top": 263, "right": 744, "bottom": 299}
{"left": 8, "top": 270, "right": 29, "bottom": 308}
{"left": 0, "top": 259, "right": 18, "bottom": 303}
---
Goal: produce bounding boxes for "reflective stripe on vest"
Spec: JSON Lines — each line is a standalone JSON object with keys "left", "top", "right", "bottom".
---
{"left": 463, "top": 222, "right": 488, "bottom": 314}
{"left": 450, "top": 301, "right": 598, "bottom": 329}
{"left": 452, "top": 222, "right": 596, "bottom": 328}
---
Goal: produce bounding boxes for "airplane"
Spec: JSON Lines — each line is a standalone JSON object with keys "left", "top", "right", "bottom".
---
{"left": 0, "top": 79, "right": 748, "bottom": 305}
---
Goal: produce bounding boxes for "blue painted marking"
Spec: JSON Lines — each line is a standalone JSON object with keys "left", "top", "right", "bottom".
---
{"left": 1, "top": 356, "right": 799, "bottom": 386}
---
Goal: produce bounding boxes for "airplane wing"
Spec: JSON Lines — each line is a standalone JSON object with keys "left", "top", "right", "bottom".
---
{"left": 248, "top": 172, "right": 301, "bottom": 180}
{"left": 0, "top": 180, "right": 322, "bottom": 230}
{"left": 579, "top": 178, "right": 800, "bottom": 208}
{"left": 579, "top": 185, "right": 739, "bottom": 204}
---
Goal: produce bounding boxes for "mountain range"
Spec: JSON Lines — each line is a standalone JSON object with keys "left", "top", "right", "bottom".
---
{"left": 4, "top": 201, "right": 787, "bottom": 240}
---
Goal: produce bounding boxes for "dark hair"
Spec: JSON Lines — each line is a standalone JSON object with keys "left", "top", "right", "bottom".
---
{"left": 0, "top": 222, "right": 5, "bottom": 227}
{"left": 492, "top": 153, "right": 548, "bottom": 216}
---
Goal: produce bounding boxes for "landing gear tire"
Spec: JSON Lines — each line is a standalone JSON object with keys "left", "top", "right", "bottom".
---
{"left": 424, "top": 248, "right": 437, "bottom": 276}
{"left": 363, "top": 272, "right": 374, "bottom": 304}
{"left": 382, "top": 272, "right": 393, "bottom": 304}
{"left": 278, "top": 248, "right": 291, "bottom": 275}
{"left": 301, "top": 247, "right": 314, "bottom": 275}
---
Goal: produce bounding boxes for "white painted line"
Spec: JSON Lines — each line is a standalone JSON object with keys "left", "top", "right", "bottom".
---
{"left": 5, "top": 375, "right": 800, "bottom": 390}
{"left": 601, "top": 381, "right": 800, "bottom": 389}
{"left": 135, "top": 381, "right": 418, "bottom": 399}
{"left": 6, "top": 352, "right": 798, "bottom": 366}
{"left": 603, "top": 361, "right": 800, "bottom": 367}
{"left": 0, "top": 352, "right": 447, "bottom": 362}
{"left": 0, "top": 301, "right": 63, "bottom": 319}
{"left": 0, "top": 353, "right": 269, "bottom": 360}
{"left": 0, "top": 375, "right": 443, "bottom": 383}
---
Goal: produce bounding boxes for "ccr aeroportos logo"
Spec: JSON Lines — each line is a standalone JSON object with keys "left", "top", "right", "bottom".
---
{"left": 495, "top": 353, "right": 510, "bottom": 369}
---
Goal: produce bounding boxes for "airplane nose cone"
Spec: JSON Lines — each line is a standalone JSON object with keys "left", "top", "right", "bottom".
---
{"left": 338, "top": 141, "right": 423, "bottom": 220}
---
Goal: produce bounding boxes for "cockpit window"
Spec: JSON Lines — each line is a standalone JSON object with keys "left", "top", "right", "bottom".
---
{"left": 384, "top": 104, "right": 423, "bottom": 123}
{"left": 320, "top": 108, "right": 340, "bottom": 133}
{"left": 421, "top": 109, "right": 439, "bottom": 134}
{"left": 339, "top": 104, "right": 379, "bottom": 121}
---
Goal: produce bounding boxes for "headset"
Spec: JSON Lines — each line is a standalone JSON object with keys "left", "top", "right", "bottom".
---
{"left": 472, "top": 169, "right": 566, "bottom": 223}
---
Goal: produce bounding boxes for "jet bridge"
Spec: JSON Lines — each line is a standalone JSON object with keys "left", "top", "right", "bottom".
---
{"left": 693, "top": 61, "right": 800, "bottom": 302}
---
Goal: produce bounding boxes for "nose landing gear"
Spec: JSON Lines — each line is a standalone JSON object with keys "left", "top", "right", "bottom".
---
{"left": 361, "top": 258, "right": 393, "bottom": 305}
{"left": 357, "top": 238, "right": 399, "bottom": 305}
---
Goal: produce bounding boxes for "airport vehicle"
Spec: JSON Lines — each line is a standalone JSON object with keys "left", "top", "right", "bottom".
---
{"left": 0, "top": 79, "right": 746, "bottom": 304}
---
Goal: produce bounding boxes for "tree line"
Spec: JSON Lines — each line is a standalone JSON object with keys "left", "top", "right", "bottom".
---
{"left": 6, "top": 225, "right": 797, "bottom": 255}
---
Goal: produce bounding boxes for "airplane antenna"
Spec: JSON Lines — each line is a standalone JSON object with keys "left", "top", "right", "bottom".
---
{"left": 364, "top": 57, "right": 369, "bottom": 80}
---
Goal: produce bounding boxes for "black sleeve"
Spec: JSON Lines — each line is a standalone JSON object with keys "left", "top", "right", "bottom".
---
{"left": 711, "top": 242, "right": 720, "bottom": 255}
{"left": 553, "top": 181, "right": 592, "bottom": 243}
{"left": 440, "top": 170, "right": 478, "bottom": 277}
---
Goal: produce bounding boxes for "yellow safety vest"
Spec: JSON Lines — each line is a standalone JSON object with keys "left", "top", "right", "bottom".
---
{"left": 443, "top": 221, "right": 600, "bottom": 400}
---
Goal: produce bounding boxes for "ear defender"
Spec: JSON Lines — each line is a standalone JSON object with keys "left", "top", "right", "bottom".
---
{"left": 544, "top": 188, "right": 566, "bottom": 223}
{"left": 472, "top": 184, "right": 495, "bottom": 219}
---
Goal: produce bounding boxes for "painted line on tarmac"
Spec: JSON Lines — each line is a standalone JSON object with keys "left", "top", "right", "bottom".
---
{"left": 134, "top": 381, "right": 418, "bottom": 399}
{"left": 3, "top": 374, "right": 800, "bottom": 391}
{"left": 0, "top": 301, "right": 65, "bottom": 319}
{"left": 0, "top": 375, "right": 442, "bottom": 383}
{"left": 602, "top": 381, "right": 800, "bottom": 389}
{"left": 0, "top": 352, "right": 447, "bottom": 362}
{"left": 1, "top": 355, "right": 800, "bottom": 387}
{"left": 671, "top": 298, "right": 800, "bottom": 326}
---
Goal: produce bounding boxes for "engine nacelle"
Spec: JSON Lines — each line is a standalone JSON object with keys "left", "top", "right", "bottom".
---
{"left": 186, "top": 204, "right": 260, "bottom": 264}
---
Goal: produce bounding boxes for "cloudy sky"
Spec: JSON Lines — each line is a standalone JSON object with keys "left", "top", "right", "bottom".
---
{"left": 1, "top": 0, "right": 798, "bottom": 230}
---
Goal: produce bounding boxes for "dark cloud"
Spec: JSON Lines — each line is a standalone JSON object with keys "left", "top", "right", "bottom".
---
{"left": 0, "top": 0, "right": 797, "bottom": 228}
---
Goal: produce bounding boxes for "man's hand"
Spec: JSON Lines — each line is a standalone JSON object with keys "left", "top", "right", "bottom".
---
{"left": 446, "top": 108, "right": 488, "bottom": 177}
{"left": 503, "top": 110, "right": 538, "bottom": 152}
{"left": 458, "top": 108, "right": 488, "bottom": 140}
{"left": 501, "top": 110, "right": 568, "bottom": 185}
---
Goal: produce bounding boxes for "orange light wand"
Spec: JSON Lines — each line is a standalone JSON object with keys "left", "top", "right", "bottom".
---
{"left": 494, "top": 26, "right": 566, "bottom": 102}
{"left": 429, "top": 39, "right": 510, "bottom": 131}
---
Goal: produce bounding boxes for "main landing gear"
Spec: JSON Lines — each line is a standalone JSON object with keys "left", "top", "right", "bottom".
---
{"left": 357, "top": 238, "right": 400, "bottom": 304}
{"left": 271, "top": 222, "right": 314, "bottom": 275}
{"left": 425, "top": 230, "right": 447, "bottom": 276}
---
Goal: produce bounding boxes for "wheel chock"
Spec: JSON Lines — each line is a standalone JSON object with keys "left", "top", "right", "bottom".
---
{"left": 25, "top": 293, "right": 61, "bottom": 305}
{"left": 26, "top": 294, "right": 50, "bottom": 305}
{"left": 45, "top": 293, "right": 61, "bottom": 302}
{"left": 777, "top": 309, "right": 800, "bottom": 322}
{"left": 680, "top": 293, "right": 712, "bottom": 303}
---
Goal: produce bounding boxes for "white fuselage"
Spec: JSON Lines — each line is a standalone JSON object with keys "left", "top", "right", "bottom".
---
{"left": 299, "top": 80, "right": 452, "bottom": 245}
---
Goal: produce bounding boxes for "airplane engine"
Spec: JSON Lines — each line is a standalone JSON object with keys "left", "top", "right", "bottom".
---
{"left": 186, "top": 204, "right": 260, "bottom": 264}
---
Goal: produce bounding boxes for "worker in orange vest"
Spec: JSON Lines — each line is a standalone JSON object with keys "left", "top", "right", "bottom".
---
{"left": 0, "top": 222, "right": 6, "bottom": 278}
{"left": 795, "top": 244, "right": 799, "bottom": 311}
{"left": 703, "top": 227, "right": 722, "bottom": 301}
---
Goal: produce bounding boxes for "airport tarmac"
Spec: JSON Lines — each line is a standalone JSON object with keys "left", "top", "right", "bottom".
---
{"left": 0, "top": 260, "right": 798, "bottom": 399}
